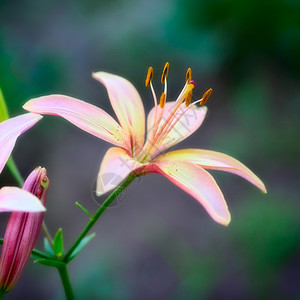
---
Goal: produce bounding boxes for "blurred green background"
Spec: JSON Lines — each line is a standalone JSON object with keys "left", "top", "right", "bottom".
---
{"left": 0, "top": 0, "right": 300, "bottom": 299}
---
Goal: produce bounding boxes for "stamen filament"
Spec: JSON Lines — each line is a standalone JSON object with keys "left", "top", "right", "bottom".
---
{"left": 175, "top": 82, "right": 188, "bottom": 104}
{"left": 149, "top": 82, "right": 158, "bottom": 132}
{"left": 164, "top": 77, "right": 167, "bottom": 98}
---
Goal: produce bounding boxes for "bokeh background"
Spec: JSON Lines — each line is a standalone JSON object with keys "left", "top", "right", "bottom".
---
{"left": 0, "top": 0, "right": 300, "bottom": 299}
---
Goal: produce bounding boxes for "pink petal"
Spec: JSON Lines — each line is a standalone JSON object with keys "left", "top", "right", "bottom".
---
{"left": 147, "top": 102, "right": 207, "bottom": 156}
{"left": 96, "top": 147, "right": 143, "bottom": 196}
{"left": 154, "top": 149, "right": 267, "bottom": 193}
{"left": 0, "top": 113, "right": 42, "bottom": 174}
{"left": 0, "top": 187, "right": 46, "bottom": 212}
{"left": 93, "top": 72, "right": 145, "bottom": 155}
{"left": 23, "top": 95, "right": 129, "bottom": 149}
{"left": 144, "top": 161, "right": 231, "bottom": 225}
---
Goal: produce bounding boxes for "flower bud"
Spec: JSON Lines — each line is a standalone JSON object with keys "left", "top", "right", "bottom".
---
{"left": 0, "top": 167, "right": 49, "bottom": 294}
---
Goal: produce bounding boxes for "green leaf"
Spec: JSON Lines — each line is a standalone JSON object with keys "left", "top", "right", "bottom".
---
{"left": 76, "top": 202, "right": 93, "bottom": 219}
{"left": 67, "top": 233, "right": 96, "bottom": 263}
{"left": 44, "top": 237, "right": 56, "bottom": 257}
{"left": 34, "top": 258, "right": 66, "bottom": 268}
{"left": 53, "top": 228, "right": 64, "bottom": 258}
{"left": 0, "top": 88, "right": 9, "bottom": 122}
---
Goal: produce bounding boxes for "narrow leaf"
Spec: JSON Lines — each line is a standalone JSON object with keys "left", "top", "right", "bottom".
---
{"left": 31, "top": 251, "right": 54, "bottom": 260}
{"left": 44, "top": 237, "right": 55, "bottom": 257}
{"left": 34, "top": 258, "right": 66, "bottom": 268}
{"left": 76, "top": 201, "right": 93, "bottom": 219}
{"left": 0, "top": 88, "right": 9, "bottom": 122}
{"left": 67, "top": 233, "right": 96, "bottom": 263}
{"left": 53, "top": 228, "right": 64, "bottom": 257}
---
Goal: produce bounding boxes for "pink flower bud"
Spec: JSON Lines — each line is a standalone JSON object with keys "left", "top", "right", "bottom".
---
{"left": 0, "top": 167, "right": 49, "bottom": 294}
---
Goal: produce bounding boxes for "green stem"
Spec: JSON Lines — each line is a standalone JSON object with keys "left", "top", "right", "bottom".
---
{"left": 42, "top": 221, "right": 54, "bottom": 247}
{"left": 6, "top": 157, "right": 24, "bottom": 186}
{"left": 63, "top": 174, "right": 136, "bottom": 262}
{"left": 0, "top": 290, "right": 5, "bottom": 299}
{"left": 57, "top": 264, "right": 75, "bottom": 300}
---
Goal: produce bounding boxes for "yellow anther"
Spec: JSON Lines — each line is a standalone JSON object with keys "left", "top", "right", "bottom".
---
{"left": 145, "top": 67, "right": 154, "bottom": 87}
{"left": 159, "top": 92, "right": 166, "bottom": 108}
{"left": 185, "top": 91, "right": 193, "bottom": 107}
{"left": 186, "top": 68, "right": 192, "bottom": 82}
{"left": 200, "top": 88, "right": 212, "bottom": 105}
{"left": 161, "top": 62, "right": 169, "bottom": 84}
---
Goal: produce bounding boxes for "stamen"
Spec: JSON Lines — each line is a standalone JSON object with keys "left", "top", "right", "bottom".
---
{"left": 147, "top": 80, "right": 196, "bottom": 156}
{"left": 161, "top": 62, "right": 169, "bottom": 84}
{"left": 185, "top": 91, "right": 193, "bottom": 107}
{"left": 159, "top": 92, "right": 166, "bottom": 108}
{"left": 145, "top": 67, "right": 153, "bottom": 87}
{"left": 200, "top": 88, "right": 212, "bottom": 105}
{"left": 140, "top": 68, "right": 202, "bottom": 162}
{"left": 186, "top": 68, "right": 192, "bottom": 82}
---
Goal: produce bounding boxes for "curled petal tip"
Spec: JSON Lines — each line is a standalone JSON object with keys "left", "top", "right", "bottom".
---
{"left": 212, "top": 207, "right": 231, "bottom": 226}
{"left": 95, "top": 190, "right": 104, "bottom": 197}
{"left": 91, "top": 72, "right": 98, "bottom": 79}
{"left": 254, "top": 177, "right": 267, "bottom": 194}
{"left": 222, "top": 214, "right": 231, "bottom": 226}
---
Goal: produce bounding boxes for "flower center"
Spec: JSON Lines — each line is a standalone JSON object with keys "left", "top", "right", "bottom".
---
{"left": 138, "top": 63, "right": 212, "bottom": 163}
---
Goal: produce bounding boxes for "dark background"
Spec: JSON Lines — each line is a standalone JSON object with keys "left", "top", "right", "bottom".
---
{"left": 0, "top": 0, "right": 299, "bottom": 299}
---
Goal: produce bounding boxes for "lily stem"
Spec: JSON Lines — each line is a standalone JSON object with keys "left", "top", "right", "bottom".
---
{"left": 63, "top": 174, "right": 136, "bottom": 262}
{"left": 57, "top": 264, "right": 75, "bottom": 300}
{"left": 42, "top": 221, "right": 54, "bottom": 247}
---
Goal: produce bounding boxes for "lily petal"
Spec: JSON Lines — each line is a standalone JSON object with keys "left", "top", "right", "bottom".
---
{"left": 154, "top": 149, "right": 267, "bottom": 193}
{"left": 147, "top": 102, "right": 207, "bottom": 156}
{"left": 23, "top": 95, "right": 129, "bottom": 149}
{"left": 144, "top": 160, "right": 231, "bottom": 225}
{"left": 93, "top": 72, "right": 145, "bottom": 155}
{"left": 0, "top": 113, "right": 42, "bottom": 174}
{"left": 0, "top": 187, "right": 46, "bottom": 212}
{"left": 96, "top": 147, "right": 143, "bottom": 196}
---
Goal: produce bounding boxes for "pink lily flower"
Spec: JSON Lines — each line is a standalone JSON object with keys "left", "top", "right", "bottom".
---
{"left": 23, "top": 63, "right": 266, "bottom": 225}
{"left": 0, "top": 113, "right": 43, "bottom": 174}
{"left": 0, "top": 167, "right": 49, "bottom": 294}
